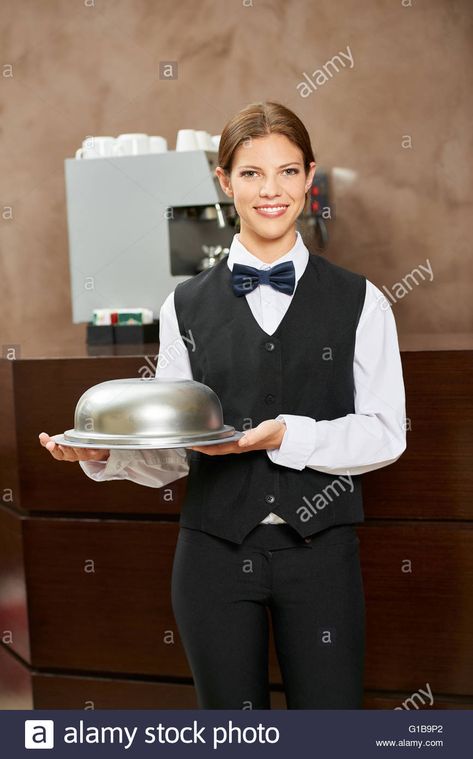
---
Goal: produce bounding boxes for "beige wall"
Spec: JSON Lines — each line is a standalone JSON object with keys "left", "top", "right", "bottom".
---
{"left": 1, "top": 0, "right": 471, "bottom": 357}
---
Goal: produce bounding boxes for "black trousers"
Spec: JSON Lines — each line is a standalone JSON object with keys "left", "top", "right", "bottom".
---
{"left": 171, "top": 521, "right": 365, "bottom": 709}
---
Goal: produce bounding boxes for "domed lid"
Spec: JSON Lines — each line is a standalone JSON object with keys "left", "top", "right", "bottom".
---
{"left": 51, "top": 378, "right": 243, "bottom": 449}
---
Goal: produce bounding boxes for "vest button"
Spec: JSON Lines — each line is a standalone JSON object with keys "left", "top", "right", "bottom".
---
{"left": 265, "top": 494, "right": 275, "bottom": 504}
{"left": 265, "top": 393, "right": 275, "bottom": 404}
{"left": 264, "top": 341, "right": 275, "bottom": 351}
{"left": 304, "top": 537, "right": 312, "bottom": 543}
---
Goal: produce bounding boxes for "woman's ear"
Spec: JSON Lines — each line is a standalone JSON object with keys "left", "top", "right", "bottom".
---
{"left": 305, "top": 161, "right": 317, "bottom": 191}
{"left": 215, "top": 166, "right": 233, "bottom": 197}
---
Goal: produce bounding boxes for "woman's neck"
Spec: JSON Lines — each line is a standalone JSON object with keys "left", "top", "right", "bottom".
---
{"left": 237, "top": 226, "right": 298, "bottom": 264}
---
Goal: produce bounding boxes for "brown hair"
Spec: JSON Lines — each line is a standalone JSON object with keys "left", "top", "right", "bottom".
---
{"left": 217, "top": 100, "right": 316, "bottom": 176}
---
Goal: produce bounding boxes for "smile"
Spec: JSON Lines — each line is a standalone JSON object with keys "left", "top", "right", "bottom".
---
{"left": 254, "top": 205, "right": 289, "bottom": 218}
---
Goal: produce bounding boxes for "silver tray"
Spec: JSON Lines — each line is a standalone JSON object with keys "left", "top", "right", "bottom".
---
{"left": 51, "top": 427, "right": 245, "bottom": 450}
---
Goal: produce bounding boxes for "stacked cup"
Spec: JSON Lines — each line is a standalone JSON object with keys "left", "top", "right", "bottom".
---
{"left": 75, "top": 131, "right": 221, "bottom": 158}
{"left": 75, "top": 133, "right": 168, "bottom": 159}
{"left": 175, "top": 129, "right": 219, "bottom": 151}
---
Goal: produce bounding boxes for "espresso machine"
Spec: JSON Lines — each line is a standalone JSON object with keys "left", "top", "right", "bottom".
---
{"left": 64, "top": 150, "right": 237, "bottom": 328}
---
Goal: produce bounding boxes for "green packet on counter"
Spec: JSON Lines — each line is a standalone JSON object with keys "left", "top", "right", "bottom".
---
{"left": 92, "top": 308, "right": 154, "bottom": 325}
{"left": 117, "top": 311, "right": 144, "bottom": 325}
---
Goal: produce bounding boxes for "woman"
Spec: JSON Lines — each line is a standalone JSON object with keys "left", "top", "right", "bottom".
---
{"left": 39, "top": 101, "right": 406, "bottom": 709}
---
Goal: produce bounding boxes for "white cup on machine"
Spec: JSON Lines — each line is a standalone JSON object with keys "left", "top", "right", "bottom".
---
{"left": 175, "top": 129, "right": 199, "bottom": 151}
{"left": 195, "top": 130, "right": 215, "bottom": 150}
{"left": 75, "top": 136, "right": 116, "bottom": 159}
{"left": 113, "top": 133, "right": 150, "bottom": 156}
{"left": 149, "top": 135, "right": 168, "bottom": 153}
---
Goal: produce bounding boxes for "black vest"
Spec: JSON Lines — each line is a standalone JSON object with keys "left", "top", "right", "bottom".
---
{"left": 173, "top": 250, "right": 367, "bottom": 544}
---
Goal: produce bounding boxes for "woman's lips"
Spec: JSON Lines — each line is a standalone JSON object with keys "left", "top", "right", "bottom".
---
{"left": 254, "top": 204, "right": 289, "bottom": 218}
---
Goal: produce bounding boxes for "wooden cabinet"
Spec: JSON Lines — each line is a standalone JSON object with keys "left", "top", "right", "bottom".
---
{"left": 1, "top": 347, "right": 472, "bottom": 709}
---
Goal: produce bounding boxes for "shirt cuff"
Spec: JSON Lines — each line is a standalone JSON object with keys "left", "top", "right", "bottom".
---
{"left": 266, "top": 414, "right": 317, "bottom": 470}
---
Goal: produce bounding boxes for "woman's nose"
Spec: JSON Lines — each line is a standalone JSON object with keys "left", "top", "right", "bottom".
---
{"left": 259, "top": 177, "right": 281, "bottom": 196}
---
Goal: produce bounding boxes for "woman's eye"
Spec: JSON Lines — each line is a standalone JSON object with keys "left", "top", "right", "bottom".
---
{"left": 239, "top": 168, "right": 299, "bottom": 178}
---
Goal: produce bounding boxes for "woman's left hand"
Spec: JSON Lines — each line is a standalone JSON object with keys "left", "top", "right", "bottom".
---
{"left": 188, "top": 419, "right": 286, "bottom": 456}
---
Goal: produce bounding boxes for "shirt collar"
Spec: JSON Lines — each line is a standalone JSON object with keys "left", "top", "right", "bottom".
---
{"left": 226, "top": 230, "right": 309, "bottom": 282}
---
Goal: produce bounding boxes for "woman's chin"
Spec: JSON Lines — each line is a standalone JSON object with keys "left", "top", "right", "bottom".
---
{"left": 242, "top": 216, "right": 297, "bottom": 240}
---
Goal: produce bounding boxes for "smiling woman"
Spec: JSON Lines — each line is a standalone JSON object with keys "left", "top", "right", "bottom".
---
{"left": 62, "top": 100, "right": 406, "bottom": 710}
{"left": 215, "top": 102, "right": 316, "bottom": 260}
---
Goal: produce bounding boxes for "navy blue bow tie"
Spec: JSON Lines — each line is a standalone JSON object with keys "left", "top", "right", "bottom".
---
{"left": 231, "top": 260, "right": 296, "bottom": 297}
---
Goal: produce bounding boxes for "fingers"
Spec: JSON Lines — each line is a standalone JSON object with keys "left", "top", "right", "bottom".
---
{"left": 59, "top": 445, "right": 79, "bottom": 461}
{"left": 38, "top": 432, "right": 50, "bottom": 448}
{"left": 189, "top": 441, "right": 246, "bottom": 456}
{"left": 38, "top": 433, "right": 84, "bottom": 462}
{"left": 39, "top": 432, "right": 110, "bottom": 462}
{"left": 235, "top": 421, "right": 282, "bottom": 449}
{"left": 38, "top": 433, "right": 67, "bottom": 460}
{"left": 189, "top": 424, "right": 277, "bottom": 455}
{"left": 81, "top": 448, "right": 110, "bottom": 461}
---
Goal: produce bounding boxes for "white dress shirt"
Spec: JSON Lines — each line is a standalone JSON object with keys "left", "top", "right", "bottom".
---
{"left": 80, "top": 230, "right": 407, "bottom": 525}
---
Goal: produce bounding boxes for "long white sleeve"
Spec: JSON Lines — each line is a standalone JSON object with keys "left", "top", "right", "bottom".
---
{"left": 79, "top": 291, "right": 192, "bottom": 487}
{"left": 266, "top": 280, "right": 407, "bottom": 475}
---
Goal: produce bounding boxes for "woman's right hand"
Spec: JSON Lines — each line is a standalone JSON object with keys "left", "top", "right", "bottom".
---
{"left": 38, "top": 432, "right": 110, "bottom": 462}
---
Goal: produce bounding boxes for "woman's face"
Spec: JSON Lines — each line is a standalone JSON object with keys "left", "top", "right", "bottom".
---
{"left": 216, "top": 132, "right": 316, "bottom": 243}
